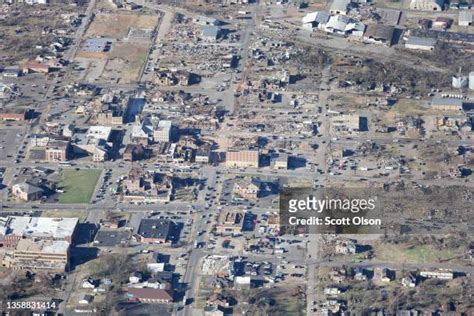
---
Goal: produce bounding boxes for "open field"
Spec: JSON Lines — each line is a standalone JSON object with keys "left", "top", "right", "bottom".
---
{"left": 85, "top": 13, "right": 157, "bottom": 39}
{"left": 41, "top": 209, "right": 88, "bottom": 222}
{"left": 102, "top": 42, "right": 149, "bottom": 83}
{"left": 57, "top": 168, "right": 102, "bottom": 203}
{"left": 374, "top": 244, "right": 460, "bottom": 264}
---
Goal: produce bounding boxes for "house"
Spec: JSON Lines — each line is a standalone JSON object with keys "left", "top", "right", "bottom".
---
{"left": 459, "top": 11, "right": 473, "bottom": 26}
{"left": 201, "top": 26, "right": 221, "bottom": 42}
{"left": 206, "top": 293, "right": 232, "bottom": 308}
{"left": 325, "top": 15, "right": 351, "bottom": 35}
{"left": 126, "top": 288, "right": 173, "bottom": 304}
{"left": 78, "top": 294, "right": 94, "bottom": 305}
{"left": 405, "top": 36, "right": 437, "bottom": 51}
{"left": 409, "top": 0, "right": 445, "bottom": 10}
{"left": 129, "top": 272, "right": 143, "bottom": 284}
{"left": 302, "top": 11, "right": 330, "bottom": 30}
{"left": 345, "top": 21, "right": 366, "bottom": 37}
{"left": 374, "top": 268, "right": 394, "bottom": 282}
{"left": 401, "top": 273, "right": 417, "bottom": 287}
{"left": 364, "top": 24, "right": 395, "bottom": 46}
{"left": 137, "top": 219, "right": 176, "bottom": 243}
{"left": 81, "top": 278, "right": 98, "bottom": 289}
{"left": 330, "top": 0, "right": 351, "bottom": 15}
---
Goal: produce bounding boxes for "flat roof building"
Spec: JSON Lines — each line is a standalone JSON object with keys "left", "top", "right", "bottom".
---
{"left": 137, "top": 219, "right": 175, "bottom": 244}
{"left": 0, "top": 216, "right": 78, "bottom": 248}
{"left": 201, "top": 26, "right": 221, "bottom": 42}
{"left": 459, "top": 11, "right": 473, "bottom": 26}
{"left": 86, "top": 126, "right": 112, "bottom": 140}
{"left": 225, "top": 150, "right": 260, "bottom": 168}
{"left": 405, "top": 36, "right": 437, "bottom": 51}
{"left": 5, "top": 239, "right": 69, "bottom": 272}
{"left": 431, "top": 96, "right": 464, "bottom": 111}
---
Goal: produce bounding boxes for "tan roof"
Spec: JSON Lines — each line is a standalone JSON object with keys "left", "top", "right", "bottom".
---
{"left": 127, "top": 288, "right": 173, "bottom": 301}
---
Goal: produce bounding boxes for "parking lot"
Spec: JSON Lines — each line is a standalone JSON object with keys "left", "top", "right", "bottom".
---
{"left": 0, "top": 126, "right": 27, "bottom": 161}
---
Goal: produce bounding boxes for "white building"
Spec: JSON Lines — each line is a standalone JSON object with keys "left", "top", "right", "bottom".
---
{"left": 409, "top": 0, "right": 445, "bottom": 11}
{"left": 452, "top": 75, "right": 468, "bottom": 89}
{"left": 459, "top": 11, "right": 473, "bottom": 26}
{"left": 302, "top": 11, "right": 330, "bottom": 30}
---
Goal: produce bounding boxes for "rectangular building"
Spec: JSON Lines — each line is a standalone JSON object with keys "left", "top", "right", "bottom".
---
{"left": 225, "top": 150, "right": 260, "bottom": 168}
{"left": 405, "top": 36, "right": 437, "bottom": 51}
{"left": 45, "top": 140, "right": 70, "bottom": 162}
{"left": 0, "top": 216, "right": 78, "bottom": 248}
{"left": 126, "top": 288, "right": 173, "bottom": 304}
{"left": 6, "top": 239, "right": 69, "bottom": 272}
{"left": 153, "top": 120, "right": 172, "bottom": 142}
{"left": 137, "top": 219, "right": 175, "bottom": 244}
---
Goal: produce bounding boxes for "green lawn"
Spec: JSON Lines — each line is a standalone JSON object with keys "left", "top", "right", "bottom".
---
{"left": 42, "top": 209, "right": 88, "bottom": 221}
{"left": 375, "top": 244, "right": 458, "bottom": 264}
{"left": 58, "top": 169, "right": 102, "bottom": 203}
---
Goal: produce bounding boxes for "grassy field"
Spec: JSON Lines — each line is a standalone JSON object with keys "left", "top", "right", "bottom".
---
{"left": 41, "top": 209, "right": 88, "bottom": 221}
{"left": 375, "top": 244, "right": 458, "bottom": 264}
{"left": 57, "top": 169, "right": 102, "bottom": 203}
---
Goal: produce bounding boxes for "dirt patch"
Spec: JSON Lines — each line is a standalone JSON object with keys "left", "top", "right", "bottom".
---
{"left": 86, "top": 13, "right": 157, "bottom": 39}
{"left": 101, "top": 42, "right": 148, "bottom": 83}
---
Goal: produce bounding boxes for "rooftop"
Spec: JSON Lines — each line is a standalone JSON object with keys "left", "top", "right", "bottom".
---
{"left": 0, "top": 216, "right": 78, "bottom": 239}
{"left": 15, "top": 239, "right": 69, "bottom": 254}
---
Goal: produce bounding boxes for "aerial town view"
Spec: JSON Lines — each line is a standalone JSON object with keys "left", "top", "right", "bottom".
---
{"left": 0, "top": 0, "right": 472, "bottom": 314}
